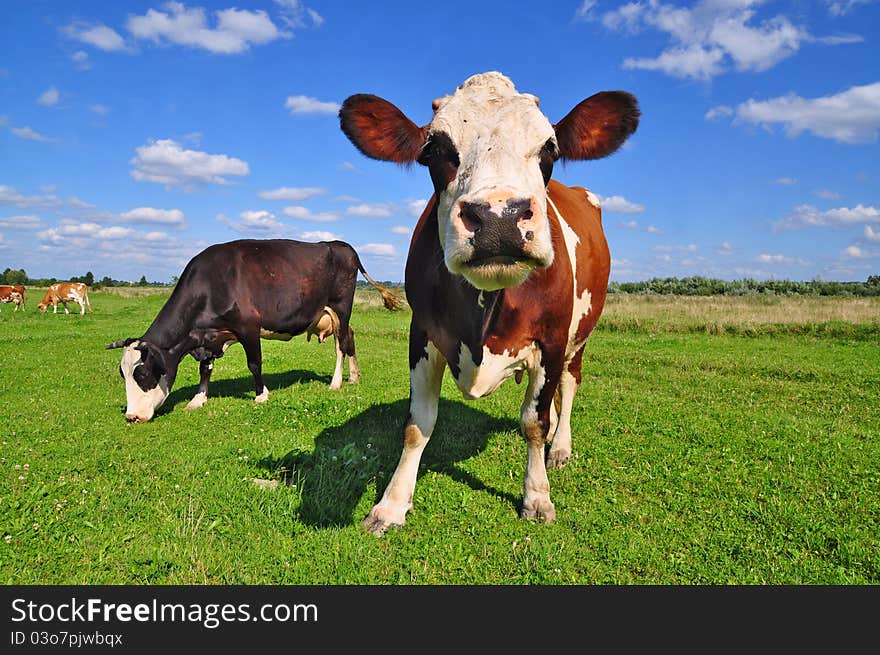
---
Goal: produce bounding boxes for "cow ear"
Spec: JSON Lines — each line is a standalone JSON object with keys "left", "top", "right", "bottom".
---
{"left": 339, "top": 94, "right": 427, "bottom": 164}
{"left": 144, "top": 344, "right": 167, "bottom": 378}
{"left": 554, "top": 91, "right": 640, "bottom": 161}
{"left": 105, "top": 337, "right": 137, "bottom": 349}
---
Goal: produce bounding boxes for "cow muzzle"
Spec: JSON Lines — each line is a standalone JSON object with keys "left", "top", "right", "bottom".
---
{"left": 447, "top": 192, "right": 553, "bottom": 290}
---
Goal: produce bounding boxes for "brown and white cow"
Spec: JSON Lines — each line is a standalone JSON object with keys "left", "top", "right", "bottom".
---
{"left": 107, "top": 239, "right": 400, "bottom": 423}
{"left": 37, "top": 282, "right": 92, "bottom": 315}
{"left": 340, "top": 71, "right": 639, "bottom": 534}
{"left": 0, "top": 285, "right": 25, "bottom": 311}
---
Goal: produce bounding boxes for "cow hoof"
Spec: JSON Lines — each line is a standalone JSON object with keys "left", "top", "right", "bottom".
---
{"left": 361, "top": 505, "right": 407, "bottom": 536}
{"left": 254, "top": 388, "right": 269, "bottom": 403}
{"left": 328, "top": 380, "right": 342, "bottom": 391}
{"left": 185, "top": 393, "right": 207, "bottom": 411}
{"left": 546, "top": 449, "right": 570, "bottom": 469}
{"left": 521, "top": 499, "right": 557, "bottom": 524}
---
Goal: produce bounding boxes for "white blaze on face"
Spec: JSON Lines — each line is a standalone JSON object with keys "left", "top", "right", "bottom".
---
{"left": 430, "top": 72, "right": 556, "bottom": 289}
{"left": 549, "top": 196, "right": 594, "bottom": 356}
{"left": 120, "top": 342, "right": 169, "bottom": 422}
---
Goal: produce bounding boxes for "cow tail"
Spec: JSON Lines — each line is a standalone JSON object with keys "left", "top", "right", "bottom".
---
{"left": 356, "top": 259, "right": 402, "bottom": 310}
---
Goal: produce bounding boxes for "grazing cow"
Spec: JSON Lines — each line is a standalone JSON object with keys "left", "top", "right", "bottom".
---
{"left": 340, "top": 71, "right": 639, "bottom": 534}
{"left": 106, "top": 238, "right": 400, "bottom": 423}
{"left": 0, "top": 285, "right": 25, "bottom": 311}
{"left": 37, "top": 282, "right": 92, "bottom": 315}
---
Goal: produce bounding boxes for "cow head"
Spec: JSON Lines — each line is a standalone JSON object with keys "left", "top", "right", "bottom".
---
{"left": 106, "top": 338, "right": 174, "bottom": 422}
{"left": 340, "top": 71, "right": 639, "bottom": 291}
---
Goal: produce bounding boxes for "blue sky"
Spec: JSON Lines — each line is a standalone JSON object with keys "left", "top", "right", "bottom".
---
{"left": 1, "top": 0, "right": 878, "bottom": 284}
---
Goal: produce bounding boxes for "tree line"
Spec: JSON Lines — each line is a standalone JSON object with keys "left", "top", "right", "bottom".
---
{"left": 4, "top": 268, "right": 879, "bottom": 296}
{"left": 609, "top": 275, "right": 880, "bottom": 297}
{"left": 1, "top": 268, "right": 174, "bottom": 288}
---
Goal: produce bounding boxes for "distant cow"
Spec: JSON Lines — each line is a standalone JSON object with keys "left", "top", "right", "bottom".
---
{"left": 340, "top": 71, "right": 638, "bottom": 534}
{"left": 107, "top": 238, "right": 400, "bottom": 423}
{"left": 37, "top": 282, "right": 92, "bottom": 315}
{"left": 0, "top": 285, "right": 25, "bottom": 311}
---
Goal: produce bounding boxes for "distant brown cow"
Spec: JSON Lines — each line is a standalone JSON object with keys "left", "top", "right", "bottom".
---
{"left": 37, "top": 282, "right": 92, "bottom": 315}
{"left": 0, "top": 285, "right": 25, "bottom": 311}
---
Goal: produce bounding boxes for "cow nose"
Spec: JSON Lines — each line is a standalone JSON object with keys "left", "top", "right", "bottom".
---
{"left": 126, "top": 413, "right": 144, "bottom": 423}
{"left": 459, "top": 198, "right": 534, "bottom": 235}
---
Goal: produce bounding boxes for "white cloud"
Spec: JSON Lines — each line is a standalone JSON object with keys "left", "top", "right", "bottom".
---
{"left": 282, "top": 206, "right": 340, "bottom": 222}
{"left": 9, "top": 126, "right": 56, "bottom": 142}
{"left": 285, "top": 95, "right": 341, "bottom": 114}
{"left": 731, "top": 82, "right": 880, "bottom": 144}
{"left": 775, "top": 177, "right": 798, "bottom": 185}
{"left": 119, "top": 207, "right": 186, "bottom": 229}
{"left": 574, "top": 1, "right": 598, "bottom": 22}
{"left": 775, "top": 203, "right": 880, "bottom": 230}
{"left": 357, "top": 243, "right": 397, "bottom": 257}
{"left": 705, "top": 105, "right": 733, "bottom": 120}
{"left": 346, "top": 203, "right": 394, "bottom": 218}
{"left": 827, "top": 0, "right": 875, "bottom": 17}
{"left": 756, "top": 253, "right": 808, "bottom": 265}
{"left": 405, "top": 198, "right": 428, "bottom": 217}
{"left": 70, "top": 51, "right": 92, "bottom": 70}
{"left": 258, "top": 186, "right": 326, "bottom": 201}
{"left": 717, "top": 242, "right": 734, "bottom": 256}
{"left": 126, "top": 3, "right": 289, "bottom": 54}
{"left": 275, "top": 0, "right": 325, "bottom": 29}
{"left": 0, "top": 215, "right": 43, "bottom": 230}
{"left": 216, "top": 210, "right": 287, "bottom": 235}
{"left": 89, "top": 104, "right": 111, "bottom": 115}
{"left": 842, "top": 245, "right": 870, "bottom": 258}
{"left": 38, "top": 86, "right": 59, "bottom": 107}
{"left": 865, "top": 225, "right": 880, "bottom": 242}
{"left": 646, "top": 225, "right": 663, "bottom": 234}
{"left": 598, "top": 1, "right": 859, "bottom": 80}
{"left": 599, "top": 194, "right": 645, "bottom": 214}
{"left": 625, "top": 44, "right": 726, "bottom": 80}
{"left": 619, "top": 220, "right": 639, "bottom": 230}
{"left": 814, "top": 188, "right": 841, "bottom": 199}
{"left": 0, "top": 185, "right": 63, "bottom": 209}
{"left": 130, "top": 138, "right": 250, "bottom": 188}
{"left": 654, "top": 244, "right": 699, "bottom": 254}
{"left": 62, "top": 22, "right": 127, "bottom": 51}
{"left": 390, "top": 225, "right": 412, "bottom": 235}
{"left": 299, "top": 230, "right": 340, "bottom": 241}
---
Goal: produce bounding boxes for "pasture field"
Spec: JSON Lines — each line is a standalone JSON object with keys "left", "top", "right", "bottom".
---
{"left": 1, "top": 290, "right": 878, "bottom": 584}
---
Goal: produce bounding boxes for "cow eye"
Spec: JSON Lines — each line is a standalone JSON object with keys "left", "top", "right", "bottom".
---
{"left": 417, "top": 132, "right": 459, "bottom": 167}
{"left": 539, "top": 139, "right": 558, "bottom": 185}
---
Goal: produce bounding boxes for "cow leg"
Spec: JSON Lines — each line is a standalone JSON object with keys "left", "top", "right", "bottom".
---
{"left": 78, "top": 299, "right": 86, "bottom": 315}
{"left": 520, "top": 355, "right": 562, "bottom": 523}
{"left": 328, "top": 331, "right": 345, "bottom": 390}
{"left": 345, "top": 326, "right": 360, "bottom": 384}
{"left": 239, "top": 333, "right": 268, "bottom": 402}
{"left": 547, "top": 350, "right": 584, "bottom": 469}
{"left": 186, "top": 359, "right": 214, "bottom": 410}
{"left": 363, "top": 336, "right": 445, "bottom": 536}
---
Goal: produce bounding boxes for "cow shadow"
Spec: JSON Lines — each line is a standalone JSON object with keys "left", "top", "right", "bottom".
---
{"left": 257, "top": 399, "right": 521, "bottom": 528}
{"left": 162, "top": 369, "right": 331, "bottom": 415}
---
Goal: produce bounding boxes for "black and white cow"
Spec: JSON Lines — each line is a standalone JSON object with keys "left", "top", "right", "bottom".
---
{"left": 107, "top": 238, "right": 400, "bottom": 422}
{"left": 340, "top": 71, "right": 638, "bottom": 534}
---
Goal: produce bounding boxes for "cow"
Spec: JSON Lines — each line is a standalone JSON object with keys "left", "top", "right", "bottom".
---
{"left": 340, "top": 71, "right": 639, "bottom": 534}
{"left": 0, "top": 285, "right": 25, "bottom": 311}
{"left": 37, "top": 282, "right": 92, "bottom": 315}
{"left": 106, "top": 238, "right": 401, "bottom": 423}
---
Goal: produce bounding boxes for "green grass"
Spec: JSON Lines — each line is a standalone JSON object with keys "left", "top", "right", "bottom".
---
{"left": 1, "top": 290, "right": 878, "bottom": 584}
